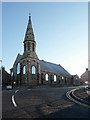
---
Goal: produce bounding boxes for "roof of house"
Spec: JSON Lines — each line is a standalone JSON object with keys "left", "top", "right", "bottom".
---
{"left": 39, "top": 60, "right": 71, "bottom": 75}
{"left": 80, "top": 69, "right": 88, "bottom": 81}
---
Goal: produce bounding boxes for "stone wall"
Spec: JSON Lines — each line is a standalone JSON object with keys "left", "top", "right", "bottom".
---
{"left": 40, "top": 71, "right": 71, "bottom": 86}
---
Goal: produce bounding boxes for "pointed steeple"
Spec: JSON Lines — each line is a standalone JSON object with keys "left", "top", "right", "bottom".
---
{"left": 24, "top": 15, "right": 35, "bottom": 41}
{"left": 23, "top": 15, "right": 38, "bottom": 59}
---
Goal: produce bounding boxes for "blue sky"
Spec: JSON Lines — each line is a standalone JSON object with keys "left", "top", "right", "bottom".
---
{"left": 2, "top": 2, "right": 88, "bottom": 76}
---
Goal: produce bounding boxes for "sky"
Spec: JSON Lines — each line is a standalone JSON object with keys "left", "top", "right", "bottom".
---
{"left": 2, "top": 2, "right": 88, "bottom": 77}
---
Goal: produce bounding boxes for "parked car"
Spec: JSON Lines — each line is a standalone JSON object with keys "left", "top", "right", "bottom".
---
{"left": 6, "top": 85, "right": 13, "bottom": 90}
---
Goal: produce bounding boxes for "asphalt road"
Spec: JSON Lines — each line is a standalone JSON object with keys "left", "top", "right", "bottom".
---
{"left": 2, "top": 86, "right": 90, "bottom": 119}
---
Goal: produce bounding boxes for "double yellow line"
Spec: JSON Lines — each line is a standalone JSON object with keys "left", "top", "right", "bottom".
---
{"left": 66, "top": 89, "right": 90, "bottom": 108}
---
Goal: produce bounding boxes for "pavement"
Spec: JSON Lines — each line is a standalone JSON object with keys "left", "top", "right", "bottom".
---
{"left": 2, "top": 85, "right": 90, "bottom": 119}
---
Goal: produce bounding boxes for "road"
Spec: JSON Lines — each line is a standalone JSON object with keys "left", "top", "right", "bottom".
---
{"left": 2, "top": 86, "right": 90, "bottom": 119}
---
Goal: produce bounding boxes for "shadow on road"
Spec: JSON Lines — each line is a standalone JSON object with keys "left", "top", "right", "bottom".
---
{"left": 35, "top": 104, "right": 90, "bottom": 119}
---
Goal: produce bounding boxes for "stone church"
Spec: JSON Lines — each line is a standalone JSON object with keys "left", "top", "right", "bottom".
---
{"left": 10, "top": 15, "right": 72, "bottom": 86}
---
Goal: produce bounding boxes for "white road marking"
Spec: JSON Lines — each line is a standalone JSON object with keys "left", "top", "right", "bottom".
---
{"left": 12, "top": 95, "right": 17, "bottom": 107}
{"left": 12, "top": 90, "right": 19, "bottom": 107}
{"left": 66, "top": 89, "right": 90, "bottom": 108}
{"left": 28, "top": 89, "right": 31, "bottom": 91}
{"left": 15, "top": 90, "right": 19, "bottom": 93}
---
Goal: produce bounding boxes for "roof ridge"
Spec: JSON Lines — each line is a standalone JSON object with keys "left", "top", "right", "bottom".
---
{"left": 40, "top": 59, "right": 62, "bottom": 66}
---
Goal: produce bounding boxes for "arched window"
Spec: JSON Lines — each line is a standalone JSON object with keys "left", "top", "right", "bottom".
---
{"left": 46, "top": 74, "right": 48, "bottom": 81}
{"left": 28, "top": 42, "right": 30, "bottom": 51}
{"left": 24, "top": 43, "right": 26, "bottom": 51}
{"left": 17, "top": 63, "right": 20, "bottom": 74}
{"left": 23, "top": 66, "right": 26, "bottom": 74}
{"left": 32, "top": 43, "right": 34, "bottom": 51}
{"left": 54, "top": 75, "right": 57, "bottom": 82}
{"left": 32, "top": 66, "right": 36, "bottom": 74}
{"left": 11, "top": 72, "right": 13, "bottom": 76}
{"left": 62, "top": 76, "right": 64, "bottom": 79}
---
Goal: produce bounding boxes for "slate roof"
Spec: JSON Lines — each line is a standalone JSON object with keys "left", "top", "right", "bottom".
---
{"left": 39, "top": 60, "right": 71, "bottom": 75}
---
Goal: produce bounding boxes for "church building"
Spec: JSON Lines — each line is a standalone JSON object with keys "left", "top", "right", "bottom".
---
{"left": 10, "top": 15, "right": 72, "bottom": 86}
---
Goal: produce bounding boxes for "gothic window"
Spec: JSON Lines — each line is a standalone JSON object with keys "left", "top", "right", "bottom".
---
{"left": 62, "top": 76, "right": 64, "bottom": 79}
{"left": 24, "top": 43, "right": 26, "bottom": 51}
{"left": 11, "top": 72, "right": 13, "bottom": 76}
{"left": 54, "top": 75, "right": 57, "bottom": 82}
{"left": 17, "top": 63, "right": 20, "bottom": 74}
{"left": 28, "top": 42, "right": 30, "bottom": 51}
{"left": 45, "top": 74, "right": 48, "bottom": 81}
{"left": 32, "top": 66, "right": 36, "bottom": 74}
{"left": 23, "top": 66, "right": 26, "bottom": 74}
{"left": 32, "top": 43, "right": 34, "bottom": 51}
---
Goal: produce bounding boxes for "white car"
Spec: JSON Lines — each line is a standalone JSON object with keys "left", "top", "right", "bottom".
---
{"left": 6, "top": 85, "right": 13, "bottom": 90}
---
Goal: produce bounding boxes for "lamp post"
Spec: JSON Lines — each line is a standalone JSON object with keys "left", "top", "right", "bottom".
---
{"left": 0, "top": 60, "right": 2, "bottom": 87}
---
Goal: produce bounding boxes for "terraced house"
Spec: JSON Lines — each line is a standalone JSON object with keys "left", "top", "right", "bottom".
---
{"left": 10, "top": 15, "right": 73, "bottom": 86}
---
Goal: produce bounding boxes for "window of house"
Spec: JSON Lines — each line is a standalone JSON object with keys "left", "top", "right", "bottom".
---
{"left": 28, "top": 42, "right": 30, "bottom": 51}
{"left": 23, "top": 66, "right": 26, "bottom": 74}
{"left": 46, "top": 74, "right": 48, "bottom": 81}
{"left": 32, "top": 66, "right": 36, "bottom": 74}
{"left": 54, "top": 75, "right": 57, "bottom": 82}
{"left": 17, "top": 63, "right": 20, "bottom": 74}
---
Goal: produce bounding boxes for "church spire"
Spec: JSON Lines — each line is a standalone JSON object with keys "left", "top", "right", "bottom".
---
{"left": 23, "top": 15, "right": 38, "bottom": 59}
{"left": 24, "top": 15, "right": 35, "bottom": 41}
